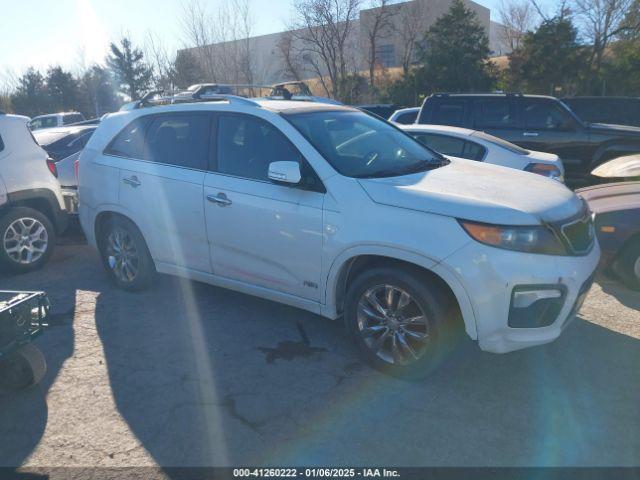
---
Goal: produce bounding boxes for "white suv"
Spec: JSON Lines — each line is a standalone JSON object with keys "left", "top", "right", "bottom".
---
{"left": 78, "top": 97, "right": 599, "bottom": 376}
{"left": 0, "top": 113, "right": 68, "bottom": 272}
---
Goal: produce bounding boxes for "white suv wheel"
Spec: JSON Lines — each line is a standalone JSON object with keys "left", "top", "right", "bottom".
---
{"left": 3, "top": 217, "right": 49, "bottom": 264}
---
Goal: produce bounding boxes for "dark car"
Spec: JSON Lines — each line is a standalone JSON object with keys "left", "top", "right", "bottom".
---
{"left": 577, "top": 181, "right": 640, "bottom": 290}
{"left": 417, "top": 93, "right": 640, "bottom": 186}
{"left": 33, "top": 124, "right": 97, "bottom": 161}
{"left": 357, "top": 104, "right": 398, "bottom": 119}
{"left": 563, "top": 96, "right": 640, "bottom": 127}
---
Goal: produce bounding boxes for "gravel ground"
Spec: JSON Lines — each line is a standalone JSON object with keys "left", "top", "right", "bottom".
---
{"left": 0, "top": 240, "right": 638, "bottom": 469}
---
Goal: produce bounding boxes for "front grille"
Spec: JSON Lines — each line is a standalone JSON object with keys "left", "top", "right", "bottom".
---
{"left": 560, "top": 214, "right": 595, "bottom": 255}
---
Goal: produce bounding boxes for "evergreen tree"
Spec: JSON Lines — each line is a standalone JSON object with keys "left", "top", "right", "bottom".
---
{"left": 417, "top": 0, "right": 495, "bottom": 92}
{"left": 107, "top": 37, "right": 153, "bottom": 100}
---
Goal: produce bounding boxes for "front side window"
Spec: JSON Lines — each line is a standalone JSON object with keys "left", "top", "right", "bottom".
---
{"left": 524, "top": 101, "right": 575, "bottom": 130}
{"left": 146, "top": 114, "right": 210, "bottom": 170}
{"left": 217, "top": 114, "right": 302, "bottom": 182}
{"left": 395, "top": 111, "right": 418, "bottom": 125}
{"left": 284, "top": 110, "right": 445, "bottom": 178}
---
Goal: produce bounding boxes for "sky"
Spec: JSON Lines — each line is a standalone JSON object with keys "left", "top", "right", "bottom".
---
{"left": 0, "top": 0, "right": 551, "bottom": 77}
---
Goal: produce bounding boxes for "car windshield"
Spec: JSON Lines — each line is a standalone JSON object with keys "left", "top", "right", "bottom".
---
{"left": 471, "top": 130, "right": 530, "bottom": 155}
{"left": 284, "top": 110, "right": 446, "bottom": 178}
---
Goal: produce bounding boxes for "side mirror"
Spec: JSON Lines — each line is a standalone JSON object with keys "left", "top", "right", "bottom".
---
{"left": 268, "top": 161, "right": 301, "bottom": 185}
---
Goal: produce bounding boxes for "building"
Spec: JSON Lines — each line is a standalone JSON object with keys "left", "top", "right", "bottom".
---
{"left": 178, "top": 0, "right": 510, "bottom": 88}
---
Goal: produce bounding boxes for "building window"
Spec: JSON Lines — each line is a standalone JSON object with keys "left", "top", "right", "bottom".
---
{"left": 375, "top": 44, "right": 395, "bottom": 68}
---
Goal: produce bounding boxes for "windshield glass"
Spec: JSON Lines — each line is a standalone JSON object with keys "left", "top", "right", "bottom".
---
{"left": 471, "top": 130, "right": 530, "bottom": 155}
{"left": 284, "top": 110, "right": 446, "bottom": 178}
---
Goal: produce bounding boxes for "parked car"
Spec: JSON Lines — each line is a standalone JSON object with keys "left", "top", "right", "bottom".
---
{"left": 577, "top": 181, "right": 640, "bottom": 290}
{"left": 389, "top": 107, "right": 419, "bottom": 125}
{"left": 0, "top": 112, "right": 68, "bottom": 272}
{"left": 417, "top": 93, "right": 640, "bottom": 186}
{"left": 79, "top": 97, "right": 599, "bottom": 377}
{"left": 591, "top": 153, "right": 640, "bottom": 182}
{"left": 29, "top": 112, "right": 86, "bottom": 131}
{"left": 399, "top": 124, "right": 564, "bottom": 181}
{"left": 563, "top": 97, "right": 640, "bottom": 127}
{"left": 577, "top": 154, "right": 640, "bottom": 289}
{"left": 33, "top": 125, "right": 97, "bottom": 213}
{"left": 357, "top": 104, "right": 397, "bottom": 119}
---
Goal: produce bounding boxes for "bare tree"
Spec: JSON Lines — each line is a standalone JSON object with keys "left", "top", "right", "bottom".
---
{"left": 362, "top": 0, "right": 397, "bottom": 87}
{"left": 574, "top": 0, "right": 638, "bottom": 74}
{"left": 277, "top": 31, "right": 305, "bottom": 81}
{"left": 179, "top": 0, "right": 257, "bottom": 85}
{"left": 289, "top": 0, "right": 362, "bottom": 99}
{"left": 145, "top": 31, "right": 177, "bottom": 91}
{"left": 396, "top": 0, "right": 430, "bottom": 74}
{"left": 498, "top": 0, "right": 536, "bottom": 51}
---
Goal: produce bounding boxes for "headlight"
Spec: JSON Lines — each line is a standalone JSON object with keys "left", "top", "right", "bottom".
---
{"left": 459, "top": 220, "right": 567, "bottom": 255}
{"left": 525, "top": 163, "right": 564, "bottom": 182}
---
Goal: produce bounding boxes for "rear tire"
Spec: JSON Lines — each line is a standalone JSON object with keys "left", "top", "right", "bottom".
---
{"left": 98, "top": 216, "right": 155, "bottom": 291}
{"left": 344, "top": 267, "right": 462, "bottom": 379}
{"left": 0, "top": 207, "right": 55, "bottom": 274}
{"left": 0, "top": 344, "right": 47, "bottom": 390}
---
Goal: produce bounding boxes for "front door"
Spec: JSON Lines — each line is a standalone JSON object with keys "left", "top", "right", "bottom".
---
{"left": 204, "top": 113, "right": 324, "bottom": 301}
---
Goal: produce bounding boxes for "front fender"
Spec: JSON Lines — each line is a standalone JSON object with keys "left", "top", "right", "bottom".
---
{"left": 321, "top": 244, "right": 478, "bottom": 340}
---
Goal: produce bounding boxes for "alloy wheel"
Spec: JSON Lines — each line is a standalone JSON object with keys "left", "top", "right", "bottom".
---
{"left": 3, "top": 217, "right": 49, "bottom": 265}
{"left": 356, "top": 284, "right": 431, "bottom": 365}
{"left": 106, "top": 228, "right": 139, "bottom": 284}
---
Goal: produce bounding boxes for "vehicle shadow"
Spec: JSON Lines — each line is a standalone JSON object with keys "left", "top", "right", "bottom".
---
{"left": 599, "top": 278, "right": 640, "bottom": 311}
{"left": 0, "top": 240, "right": 98, "bottom": 467}
{"left": 92, "top": 275, "right": 640, "bottom": 467}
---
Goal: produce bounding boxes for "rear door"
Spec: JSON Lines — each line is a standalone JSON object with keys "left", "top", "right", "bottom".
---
{"left": 203, "top": 112, "right": 324, "bottom": 301}
{"left": 111, "top": 112, "right": 211, "bottom": 273}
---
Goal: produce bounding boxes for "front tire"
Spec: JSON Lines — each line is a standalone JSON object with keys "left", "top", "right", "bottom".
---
{"left": 344, "top": 267, "right": 461, "bottom": 379}
{"left": 617, "top": 239, "right": 640, "bottom": 291}
{"left": 98, "top": 216, "right": 155, "bottom": 291}
{"left": 0, "top": 207, "right": 55, "bottom": 273}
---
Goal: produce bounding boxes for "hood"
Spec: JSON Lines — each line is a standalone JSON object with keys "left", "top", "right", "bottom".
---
{"left": 576, "top": 181, "right": 640, "bottom": 214}
{"left": 591, "top": 154, "right": 640, "bottom": 179}
{"left": 358, "top": 158, "right": 583, "bottom": 225}
{"left": 588, "top": 122, "right": 640, "bottom": 136}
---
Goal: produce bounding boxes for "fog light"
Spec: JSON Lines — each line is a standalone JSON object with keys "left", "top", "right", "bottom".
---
{"left": 509, "top": 286, "right": 566, "bottom": 328}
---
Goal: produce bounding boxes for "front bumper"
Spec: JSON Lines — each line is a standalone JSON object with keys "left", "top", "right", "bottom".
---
{"left": 441, "top": 240, "right": 600, "bottom": 354}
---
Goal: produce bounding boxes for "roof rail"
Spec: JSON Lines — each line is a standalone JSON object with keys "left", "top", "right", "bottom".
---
{"left": 132, "top": 89, "right": 261, "bottom": 110}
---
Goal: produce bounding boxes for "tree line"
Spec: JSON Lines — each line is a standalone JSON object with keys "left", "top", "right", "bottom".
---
{"left": 1, "top": 0, "right": 639, "bottom": 117}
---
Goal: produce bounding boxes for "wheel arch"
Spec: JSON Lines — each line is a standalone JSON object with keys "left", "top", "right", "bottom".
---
{"left": 324, "top": 247, "right": 477, "bottom": 340}
{"left": 4, "top": 188, "right": 68, "bottom": 234}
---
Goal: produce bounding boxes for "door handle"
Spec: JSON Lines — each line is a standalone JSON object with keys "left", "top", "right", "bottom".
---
{"left": 123, "top": 176, "right": 141, "bottom": 187}
{"left": 207, "top": 192, "right": 232, "bottom": 206}
{"left": 523, "top": 132, "right": 539, "bottom": 137}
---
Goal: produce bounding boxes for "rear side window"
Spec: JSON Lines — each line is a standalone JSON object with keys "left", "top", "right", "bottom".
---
{"left": 474, "top": 99, "right": 516, "bottom": 128}
{"left": 105, "top": 117, "right": 151, "bottom": 159}
{"left": 146, "top": 114, "right": 210, "bottom": 170}
{"left": 395, "top": 111, "right": 418, "bottom": 125}
{"left": 431, "top": 102, "right": 465, "bottom": 127}
{"left": 217, "top": 114, "right": 302, "bottom": 181}
{"left": 411, "top": 132, "right": 485, "bottom": 161}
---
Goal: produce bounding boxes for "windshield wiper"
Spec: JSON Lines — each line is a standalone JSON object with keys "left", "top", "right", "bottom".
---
{"left": 359, "top": 160, "right": 447, "bottom": 178}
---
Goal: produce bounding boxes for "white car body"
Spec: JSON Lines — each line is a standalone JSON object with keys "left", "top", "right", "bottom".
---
{"left": 79, "top": 99, "right": 598, "bottom": 361}
{"left": 389, "top": 107, "right": 419, "bottom": 124}
{"left": 400, "top": 124, "right": 565, "bottom": 181}
{"left": 29, "top": 112, "right": 85, "bottom": 131}
{"left": 0, "top": 113, "right": 68, "bottom": 270}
